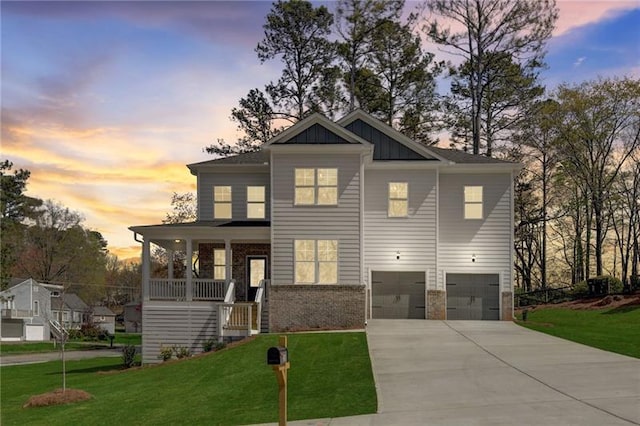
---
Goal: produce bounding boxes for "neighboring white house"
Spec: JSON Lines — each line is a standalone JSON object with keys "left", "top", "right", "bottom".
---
{"left": 92, "top": 305, "right": 116, "bottom": 334}
{"left": 0, "top": 278, "right": 63, "bottom": 341}
{"left": 51, "top": 293, "right": 90, "bottom": 330}
{"left": 130, "top": 110, "right": 520, "bottom": 363}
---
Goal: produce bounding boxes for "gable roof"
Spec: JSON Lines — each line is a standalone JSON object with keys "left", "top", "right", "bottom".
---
{"left": 93, "top": 305, "right": 116, "bottom": 316}
{"left": 51, "top": 293, "right": 90, "bottom": 311}
{"left": 265, "top": 112, "right": 372, "bottom": 147}
{"left": 188, "top": 150, "right": 269, "bottom": 168}
{"left": 427, "top": 146, "right": 516, "bottom": 164}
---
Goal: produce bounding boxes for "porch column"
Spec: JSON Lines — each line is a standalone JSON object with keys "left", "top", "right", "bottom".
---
{"left": 167, "top": 249, "right": 174, "bottom": 279}
{"left": 225, "top": 239, "right": 232, "bottom": 288}
{"left": 142, "top": 238, "right": 150, "bottom": 302}
{"left": 186, "top": 239, "right": 193, "bottom": 302}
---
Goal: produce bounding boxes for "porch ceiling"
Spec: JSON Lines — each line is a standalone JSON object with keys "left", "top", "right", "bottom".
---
{"left": 129, "top": 221, "right": 270, "bottom": 250}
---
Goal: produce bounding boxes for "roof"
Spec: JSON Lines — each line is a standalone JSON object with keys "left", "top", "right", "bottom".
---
{"left": 427, "top": 146, "right": 517, "bottom": 164}
{"left": 51, "top": 293, "right": 90, "bottom": 311}
{"left": 188, "top": 150, "right": 269, "bottom": 167}
{"left": 7, "top": 277, "right": 28, "bottom": 289}
{"left": 131, "top": 220, "right": 270, "bottom": 231}
{"left": 92, "top": 306, "right": 116, "bottom": 316}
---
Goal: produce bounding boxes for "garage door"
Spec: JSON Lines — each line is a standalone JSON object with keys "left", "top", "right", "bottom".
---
{"left": 446, "top": 273, "right": 500, "bottom": 320}
{"left": 1, "top": 319, "right": 24, "bottom": 338}
{"left": 372, "top": 271, "right": 425, "bottom": 319}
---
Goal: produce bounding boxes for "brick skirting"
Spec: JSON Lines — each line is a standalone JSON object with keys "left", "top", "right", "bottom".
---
{"left": 427, "top": 290, "right": 446, "bottom": 319}
{"left": 501, "top": 291, "right": 513, "bottom": 321}
{"left": 269, "top": 285, "right": 365, "bottom": 332}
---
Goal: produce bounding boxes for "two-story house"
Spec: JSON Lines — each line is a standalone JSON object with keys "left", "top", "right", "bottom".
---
{"left": 130, "top": 110, "right": 519, "bottom": 364}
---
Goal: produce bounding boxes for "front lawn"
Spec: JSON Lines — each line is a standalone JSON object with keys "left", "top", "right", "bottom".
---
{"left": 517, "top": 304, "right": 640, "bottom": 358}
{"left": 1, "top": 333, "right": 141, "bottom": 355}
{"left": 1, "top": 332, "right": 377, "bottom": 425}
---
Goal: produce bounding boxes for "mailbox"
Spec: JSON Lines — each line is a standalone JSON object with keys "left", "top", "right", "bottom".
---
{"left": 267, "top": 346, "right": 288, "bottom": 365}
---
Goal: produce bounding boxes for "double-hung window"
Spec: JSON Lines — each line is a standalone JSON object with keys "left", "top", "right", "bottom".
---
{"left": 214, "top": 186, "right": 232, "bottom": 219}
{"left": 295, "top": 240, "right": 338, "bottom": 284}
{"left": 214, "top": 249, "right": 226, "bottom": 280}
{"left": 247, "top": 186, "right": 265, "bottom": 219}
{"left": 464, "top": 186, "right": 483, "bottom": 219}
{"left": 388, "top": 182, "right": 408, "bottom": 217}
{"left": 295, "top": 168, "right": 337, "bottom": 205}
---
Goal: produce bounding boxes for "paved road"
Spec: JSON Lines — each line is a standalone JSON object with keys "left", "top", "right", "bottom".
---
{"left": 1, "top": 347, "right": 123, "bottom": 366}
{"left": 262, "top": 320, "right": 640, "bottom": 426}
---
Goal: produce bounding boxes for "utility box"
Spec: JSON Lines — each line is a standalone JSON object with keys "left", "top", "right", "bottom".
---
{"left": 267, "top": 346, "right": 288, "bottom": 365}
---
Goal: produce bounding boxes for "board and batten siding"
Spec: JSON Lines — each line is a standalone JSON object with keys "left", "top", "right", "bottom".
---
{"left": 438, "top": 173, "right": 512, "bottom": 292}
{"left": 142, "top": 302, "right": 218, "bottom": 364}
{"left": 197, "top": 171, "right": 270, "bottom": 221}
{"left": 271, "top": 153, "right": 361, "bottom": 285}
{"left": 363, "top": 169, "right": 437, "bottom": 289}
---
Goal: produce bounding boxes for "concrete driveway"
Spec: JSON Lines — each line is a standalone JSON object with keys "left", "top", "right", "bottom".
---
{"left": 282, "top": 320, "right": 640, "bottom": 426}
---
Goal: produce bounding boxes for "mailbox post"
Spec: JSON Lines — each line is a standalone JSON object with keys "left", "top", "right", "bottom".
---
{"left": 267, "top": 336, "right": 290, "bottom": 426}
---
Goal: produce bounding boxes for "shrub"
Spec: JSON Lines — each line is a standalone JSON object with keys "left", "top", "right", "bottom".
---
{"left": 571, "top": 280, "right": 589, "bottom": 297}
{"left": 122, "top": 345, "right": 137, "bottom": 368}
{"left": 214, "top": 342, "right": 227, "bottom": 352}
{"left": 173, "top": 345, "right": 191, "bottom": 359}
{"left": 78, "top": 323, "right": 103, "bottom": 341}
{"left": 571, "top": 275, "right": 623, "bottom": 297}
{"left": 159, "top": 346, "right": 173, "bottom": 362}
{"left": 202, "top": 339, "right": 216, "bottom": 353}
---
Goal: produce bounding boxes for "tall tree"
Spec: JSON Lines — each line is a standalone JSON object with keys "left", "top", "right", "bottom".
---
{"left": 163, "top": 192, "right": 197, "bottom": 224}
{"left": 334, "top": 0, "right": 404, "bottom": 111}
{"left": 555, "top": 77, "right": 640, "bottom": 277}
{"left": 0, "top": 160, "right": 41, "bottom": 289}
{"left": 425, "top": 0, "right": 558, "bottom": 155}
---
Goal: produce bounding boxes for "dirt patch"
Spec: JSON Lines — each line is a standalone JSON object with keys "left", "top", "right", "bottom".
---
{"left": 24, "top": 388, "right": 92, "bottom": 408}
{"left": 518, "top": 294, "right": 640, "bottom": 312}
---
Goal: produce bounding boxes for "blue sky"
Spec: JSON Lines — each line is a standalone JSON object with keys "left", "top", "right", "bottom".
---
{"left": 1, "top": 1, "right": 638, "bottom": 258}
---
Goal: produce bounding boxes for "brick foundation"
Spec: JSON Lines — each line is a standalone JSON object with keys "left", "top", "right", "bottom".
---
{"left": 427, "top": 290, "right": 446, "bottom": 319}
{"left": 501, "top": 291, "right": 513, "bottom": 321}
{"left": 270, "top": 285, "right": 366, "bottom": 332}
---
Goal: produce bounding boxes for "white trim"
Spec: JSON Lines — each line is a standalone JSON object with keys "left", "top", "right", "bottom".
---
{"left": 435, "top": 168, "right": 440, "bottom": 291}
{"left": 267, "top": 144, "right": 372, "bottom": 155}
{"left": 440, "top": 163, "right": 522, "bottom": 173}
{"left": 366, "top": 161, "right": 442, "bottom": 170}
{"left": 270, "top": 151, "right": 275, "bottom": 286}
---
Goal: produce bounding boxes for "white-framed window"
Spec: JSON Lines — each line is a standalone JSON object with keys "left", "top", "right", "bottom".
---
{"left": 294, "top": 240, "right": 338, "bottom": 284}
{"left": 295, "top": 168, "right": 337, "bottom": 205}
{"left": 388, "top": 182, "right": 408, "bottom": 217}
{"left": 464, "top": 186, "right": 483, "bottom": 219}
{"left": 33, "top": 300, "right": 39, "bottom": 316}
{"left": 247, "top": 186, "right": 265, "bottom": 219}
{"left": 214, "top": 186, "right": 232, "bottom": 219}
{"left": 214, "top": 249, "right": 226, "bottom": 280}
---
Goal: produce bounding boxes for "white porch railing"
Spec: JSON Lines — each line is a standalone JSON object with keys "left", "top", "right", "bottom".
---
{"left": 149, "top": 279, "right": 226, "bottom": 301}
{"left": 1, "top": 309, "right": 33, "bottom": 319}
{"left": 254, "top": 279, "right": 268, "bottom": 334}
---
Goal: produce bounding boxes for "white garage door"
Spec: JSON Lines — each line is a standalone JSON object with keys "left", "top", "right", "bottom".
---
{"left": 372, "top": 271, "right": 425, "bottom": 319}
{"left": 446, "top": 273, "right": 500, "bottom": 320}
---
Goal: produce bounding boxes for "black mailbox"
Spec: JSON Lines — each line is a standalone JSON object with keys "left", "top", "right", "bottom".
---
{"left": 267, "top": 346, "right": 288, "bottom": 365}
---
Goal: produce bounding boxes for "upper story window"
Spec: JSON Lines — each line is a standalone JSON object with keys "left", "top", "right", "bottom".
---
{"left": 294, "top": 239, "right": 338, "bottom": 284}
{"left": 214, "top": 186, "right": 232, "bottom": 219}
{"left": 295, "top": 168, "right": 337, "bottom": 205}
{"left": 388, "top": 182, "right": 408, "bottom": 217}
{"left": 464, "top": 186, "right": 483, "bottom": 219}
{"left": 247, "top": 186, "right": 265, "bottom": 219}
{"left": 33, "top": 300, "right": 39, "bottom": 316}
{"left": 214, "top": 249, "right": 226, "bottom": 280}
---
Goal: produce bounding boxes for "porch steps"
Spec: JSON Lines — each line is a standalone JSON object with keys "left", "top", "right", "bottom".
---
{"left": 260, "top": 301, "right": 269, "bottom": 334}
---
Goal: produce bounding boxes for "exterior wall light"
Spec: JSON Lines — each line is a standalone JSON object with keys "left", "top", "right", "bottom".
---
{"left": 471, "top": 254, "right": 476, "bottom": 263}
{"left": 175, "top": 239, "right": 181, "bottom": 243}
{"left": 396, "top": 251, "right": 401, "bottom": 260}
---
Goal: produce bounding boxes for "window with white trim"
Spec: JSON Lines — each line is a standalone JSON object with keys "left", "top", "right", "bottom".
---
{"left": 214, "top": 186, "right": 232, "bottom": 219}
{"left": 247, "top": 186, "right": 265, "bottom": 219}
{"left": 33, "top": 300, "right": 39, "bottom": 316}
{"left": 214, "top": 249, "right": 226, "bottom": 280}
{"left": 388, "top": 182, "right": 408, "bottom": 217}
{"left": 294, "top": 240, "right": 338, "bottom": 284}
{"left": 295, "top": 168, "right": 337, "bottom": 205}
{"left": 464, "top": 186, "right": 483, "bottom": 219}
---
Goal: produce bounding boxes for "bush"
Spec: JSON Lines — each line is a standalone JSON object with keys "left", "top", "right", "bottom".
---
{"left": 122, "top": 345, "right": 137, "bottom": 368}
{"left": 173, "top": 345, "right": 191, "bottom": 359}
{"left": 159, "top": 346, "right": 173, "bottom": 362}
{"left": 78, "top": 323, "right": 103, "bottom": 341}
{"left": 572, "top": 275, "right": 623, "bottom": 297}
{"left": 202, "top": 339, "right": 216, "bottom": 353}
{"left": 214, "top": 342, "right": 227, "bottom": 352}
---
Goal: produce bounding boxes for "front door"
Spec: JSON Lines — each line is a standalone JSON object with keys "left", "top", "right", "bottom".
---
{"left": 247, "top": 256, "right": 267, "bottom": 301}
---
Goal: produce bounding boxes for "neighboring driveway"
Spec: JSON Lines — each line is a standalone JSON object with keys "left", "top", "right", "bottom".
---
{"left": 0, "top": 347, "right": 123, "bottom": 367}
{"left": 280, "top": 320, "right": 639, "bottom": 426}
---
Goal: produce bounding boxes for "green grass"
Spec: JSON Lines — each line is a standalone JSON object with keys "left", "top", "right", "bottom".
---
{"left": 517, "top": 304, "right": 640, "bottom": 358}
{"left": 0, "top": 332, "right": 377, "bottom": 425}
{"left": 1, "top": 334, "right": 141, "bottom": 355}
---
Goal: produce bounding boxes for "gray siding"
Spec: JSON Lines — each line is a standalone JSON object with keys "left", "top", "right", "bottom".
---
{"left": 282, "top": 123, "right": 351, "bottom": 144}
{"left": 345, "top": 119, "right": 432, "bottom": 160}
{"left": 364, "top": 169, "right": 437, "bottom": 289}
{"left": 0, "top": 280, "right": 52, "bottom": 339}
{"left": 438, "top": 173, "right": 512, "bottom": 292}
{"left": 198, "top": 172, "right": 270, "bottom": 221}
{"left": 142, "top": 301, "right": 218, "bottom": 364}
{"left": 271, "top": 153, "right": 362, "bottom": 285}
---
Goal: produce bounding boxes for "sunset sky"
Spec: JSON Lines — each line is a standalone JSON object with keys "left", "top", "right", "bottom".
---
{"left": 2, "top": 1, "right": 639, "bottom": 260}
